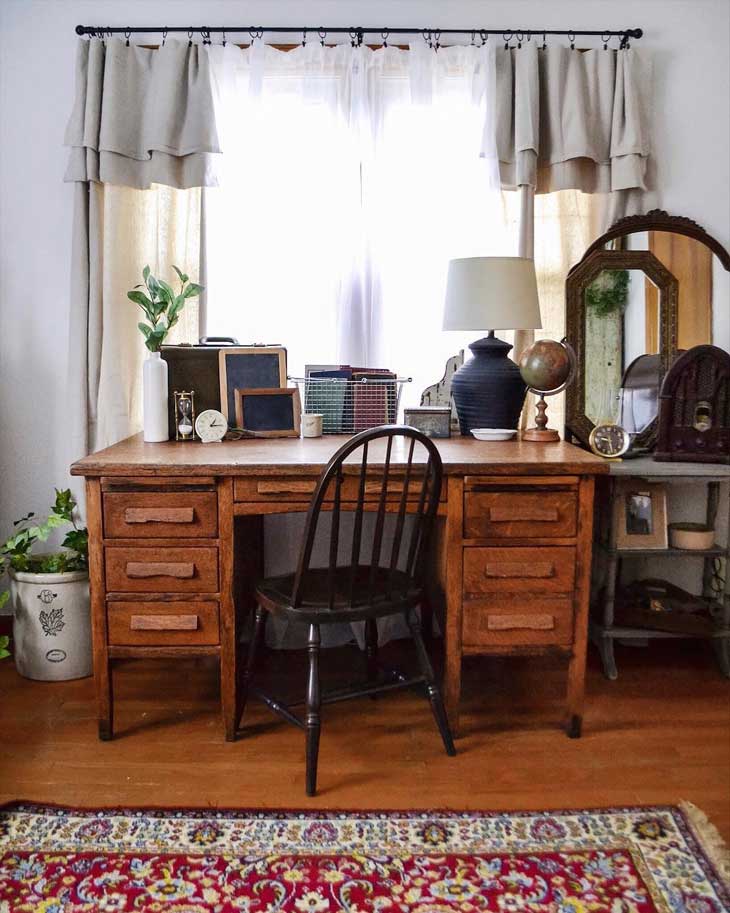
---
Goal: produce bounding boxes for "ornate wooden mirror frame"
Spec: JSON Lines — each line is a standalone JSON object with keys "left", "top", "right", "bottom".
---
{"left": 565, "top": 249, "right": 678, "bottom": 450}
{"left": 565, "top": 210, "right": 730, "bottom": 452}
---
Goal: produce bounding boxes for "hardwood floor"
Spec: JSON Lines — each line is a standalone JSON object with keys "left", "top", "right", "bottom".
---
{"left": 1, "top": 637, "right": 728, "bottom": 840}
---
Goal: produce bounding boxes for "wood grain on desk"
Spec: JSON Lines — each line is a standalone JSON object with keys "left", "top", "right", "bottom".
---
{"left": 71, "top": 433, "right": 609, "bottom": 478}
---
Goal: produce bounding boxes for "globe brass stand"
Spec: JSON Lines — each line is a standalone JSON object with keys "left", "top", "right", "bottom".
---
{"left": 520, "top": 338, "right": 577, "bottom": 443}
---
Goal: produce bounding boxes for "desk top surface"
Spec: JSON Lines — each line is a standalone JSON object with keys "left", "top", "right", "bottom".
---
{"left": 71, "top": 433, "right": 609, "bottom": 478}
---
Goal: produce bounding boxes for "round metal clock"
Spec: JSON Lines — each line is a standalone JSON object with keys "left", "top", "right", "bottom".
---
{"left": 195, "top": 409, "right": 228, "bottom": 443}
{"left": 588, "top": 422, "right": 631, "bottom": 458}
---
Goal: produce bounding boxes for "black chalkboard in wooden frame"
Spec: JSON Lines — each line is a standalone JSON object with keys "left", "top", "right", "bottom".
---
{"left": 234, "top": 387, "right": 302, "bottom": 437}
{"left": 219, "top": 347, "right": 287, "bottom": 424}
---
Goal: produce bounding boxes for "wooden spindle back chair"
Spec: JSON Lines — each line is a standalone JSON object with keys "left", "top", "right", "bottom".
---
{"left": 239, "top": 425, "right": 455, "bottom": 796}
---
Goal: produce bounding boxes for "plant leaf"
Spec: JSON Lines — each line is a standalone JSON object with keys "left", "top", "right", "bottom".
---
{"left": 138, "top": 322, "right": 152, "bottom": 339}
{"left": 183, "top": 282, "right": 203, "bottom": 299}
{"left": 172, "top": 265, "right": 189, "bottom": 285}
{"left": 143, "top": 264, "right": 151, "bottom": 283}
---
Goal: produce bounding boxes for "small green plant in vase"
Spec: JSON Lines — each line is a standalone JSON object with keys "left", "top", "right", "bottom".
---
{"left": 127, "top": 265, "right": 203, "bottom": 442}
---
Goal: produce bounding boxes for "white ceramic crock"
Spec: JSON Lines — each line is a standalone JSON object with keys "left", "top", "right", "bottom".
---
{"left": 9, "top": 569, "right": 91, "bottom": 681}
{"left": 143, "top": 350, "right": 169, "bottom": 442}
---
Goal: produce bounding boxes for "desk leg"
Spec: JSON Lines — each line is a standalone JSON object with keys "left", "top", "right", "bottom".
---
{"left": 218, "top": 478, "right": 237, "bottom": 741}
{"left": 86, "top": 478, "right": 113, "bottom": 740}
{"left": 565, "top": 476, "right": 595, "bottom": 739}
{"left": 444, "top": 477, "right": 464, "bottom": 737}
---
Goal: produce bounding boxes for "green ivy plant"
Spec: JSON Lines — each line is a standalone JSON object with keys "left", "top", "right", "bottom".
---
{"left": 128, "top": 265, "right": 203, "bottom": 352}
{"left": 1, "top": 489, "right": 88, "bottom": 576}
{"left": 585, "top": 269, "right": 631, "bottom": 318}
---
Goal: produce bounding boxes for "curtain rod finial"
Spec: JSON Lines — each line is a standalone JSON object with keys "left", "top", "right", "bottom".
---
{"left": 75, "top": 24, "right": 86, "bottom": 35}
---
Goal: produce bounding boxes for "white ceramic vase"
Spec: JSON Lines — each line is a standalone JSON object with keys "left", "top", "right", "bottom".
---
{"left": 143, "top": 350, "right": 169, "bottom": 442}
{"left": 9, "top": 569, "right": 92, "bottom": 681}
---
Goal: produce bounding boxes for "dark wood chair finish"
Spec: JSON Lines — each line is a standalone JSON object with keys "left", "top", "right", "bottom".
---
{"left": 238, "top": 424, "right": 456, "bottom": 795}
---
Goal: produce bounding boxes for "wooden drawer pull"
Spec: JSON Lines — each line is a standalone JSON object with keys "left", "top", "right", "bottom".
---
{"left": 257, "top": 481, "right": 317, "bottom": 494}
{"left": 124, "top": 507, "right": 195, "bottom": 524}
{"left": 486, "top": 613, "right": 555, "bottom": 631}
{"left": 484, "top": 562, "right": 555, "bottom": 579}
{"left": 125, "top": 562, "right": 195, "bottom": 579}
{"left": 130, "top": 614, "right": 199, "bottom": 631}
{"left": 487, "top": 507, "right": 559, "bottom": 523}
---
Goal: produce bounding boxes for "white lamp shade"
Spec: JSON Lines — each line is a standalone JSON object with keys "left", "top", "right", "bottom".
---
{"left": 443, "top": 257, "right": 542, "bottom": 331}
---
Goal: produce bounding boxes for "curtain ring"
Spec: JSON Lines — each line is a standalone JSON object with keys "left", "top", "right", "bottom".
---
{"left": 125, "top": 28, "right": 131, "bottom": 47}
{"left": 433, "top": 29, "right": 441, "bottom": 50}
{"left": 202, "top": 28, "right": 211, "bottom": 46}
{"left": 381, "top": 29, "right": 389, "bottom": 48}
{"left": 503, "top": 31, "right": 513, "bottom": 50}
{"left": 516, "top": 31, "right": 524, "bottom": 49}
{"left": 188, "top": 28, "right": 194, "bottom": 48}
{"left": 422, "top": 29, "right": 431, "bottom": 48}
{"left": 602, "top": 31, "right": 611, "bottom": 50}
{"left": 162, "top": 27, "right": 168, "bottom": 46}
{"left": 302, "top": 28, "right": 307, "bottom": 47}
{"left": 542, "top": 31, "right": 547, "bottom": 50}
{"left": 569, "top": 31, "right": 575, "bottom": 50}
{"left": 349, "top": 28, "right": 358, "bottom": 47}
{"left": 470, "top": 30, "right": 475, "bottom": 46}
{"left": 221, "top": 28, "right": 226, "bottom": 47}
{"left": 480, "top": 30, "right": 488, "bottom": 46}
{"left": 319, "top": 28, "right": 327, "bottom": 47}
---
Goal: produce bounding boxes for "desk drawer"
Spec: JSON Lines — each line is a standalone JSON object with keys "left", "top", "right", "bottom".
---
{"left": 107, "top": 600, "right": 220, "bottom": 645}
{"left": 105, "top": 547, "right": 219, "bottom": 593}
{"left": 463, "top": 547, "right": 575, "bottom": 596}
{"left": 463, "top": 595, "right": 574, "bottom": 647}
{"left": 464, "top": 490, "right": 577, "bottom": 539}
{"left": 104, "top": 492, "right": 217, "bottom": 539}
{"left": 234, "top": 476, "right": 444, "bottom": 503}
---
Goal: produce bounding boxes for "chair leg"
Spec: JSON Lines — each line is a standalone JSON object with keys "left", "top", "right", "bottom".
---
{"left": 407, "top": 609, "right": 456, "bottom": 757}
{"left": 305, "top": 623, "right": 322, "bottom": 797}
{"left": 239, "top": 605, "right": 267, "bottom": 729}
{"left": 365, "top": 617, "right": 378, "bottom": 697}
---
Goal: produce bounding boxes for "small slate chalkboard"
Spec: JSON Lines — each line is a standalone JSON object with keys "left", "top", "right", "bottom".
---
{"left": 219, "top": 347, "right": 287, "bottom": 424}
{"left": 234, "top": 387, "right": 301, "bottom": 438}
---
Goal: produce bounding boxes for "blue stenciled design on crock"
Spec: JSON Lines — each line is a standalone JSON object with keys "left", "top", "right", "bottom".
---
{"left": 46, "top": 649, "right": 67, "bottom": 663}
{"left": 39, "top": 605, "right": 65, "bottom": 636}
{"left": 37, "top": 588, "right": 58, "bottom": 604}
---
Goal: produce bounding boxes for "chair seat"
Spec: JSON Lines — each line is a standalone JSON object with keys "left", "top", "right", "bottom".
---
{"left": 255, "top": 566, "right": 422, "bottom": 624}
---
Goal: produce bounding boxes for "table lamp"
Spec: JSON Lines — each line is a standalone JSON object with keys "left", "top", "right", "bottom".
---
{"left": 443, "top": 256, "right": 542, "bottom": 435}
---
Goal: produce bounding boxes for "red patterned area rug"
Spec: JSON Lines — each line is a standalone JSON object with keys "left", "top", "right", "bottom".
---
{"left": 0, "top": 803, "right": 728, "bottom": 912}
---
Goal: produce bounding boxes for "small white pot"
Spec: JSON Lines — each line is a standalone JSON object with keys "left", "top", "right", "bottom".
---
{"left": 143, "top": 350, "right": 169, "bottom": 442}
{"left": 9, "top": 569, "right": 92, "bottom": 681}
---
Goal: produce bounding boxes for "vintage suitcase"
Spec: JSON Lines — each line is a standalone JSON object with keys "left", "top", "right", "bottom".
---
{"left": 161, "top": 339, "right": 287, "bottom": 437}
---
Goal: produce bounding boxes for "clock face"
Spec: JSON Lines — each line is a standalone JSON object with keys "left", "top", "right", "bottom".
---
{"left": 589, "top": 423, "right": 631, "bottom": 458}
{"left": 195, "top": 409, "right": 228, "bottom": 443}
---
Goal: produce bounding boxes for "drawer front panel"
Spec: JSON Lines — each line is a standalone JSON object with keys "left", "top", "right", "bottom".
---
{"left": 104, "top": 492, "right": 218, "bottom": 538}
{"left": 234, "top": 476, "right": 445, "bottom": 503}
{"left": 105, "top": 547, "right": 219, "bottom": 593}
{"left": 463, "top": 595, "right": 574, "bottom": 646}
{"left": 464, "top": 491, "right": 577, "bottom": 539}
{"left": 463, "top": 547, "right": 576, "bottom": 596}
{"left": 107, "top": 600, "right": 220, "bottom": 645}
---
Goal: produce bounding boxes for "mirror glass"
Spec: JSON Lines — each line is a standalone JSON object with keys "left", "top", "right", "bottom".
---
{"left": 584, "top": 268, "right": 661, "bottom": 428}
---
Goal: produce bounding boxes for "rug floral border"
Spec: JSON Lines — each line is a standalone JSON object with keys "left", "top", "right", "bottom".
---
{"left": 1, "top": 803, "right": 728, "bottom": 912}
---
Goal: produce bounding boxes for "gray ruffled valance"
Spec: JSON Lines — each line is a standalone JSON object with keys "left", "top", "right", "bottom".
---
{"left": 64, "top": 38, "right": 220, "bottom": 189}
{"left": 495, "top": 43, "right": 650, "bottom": 193}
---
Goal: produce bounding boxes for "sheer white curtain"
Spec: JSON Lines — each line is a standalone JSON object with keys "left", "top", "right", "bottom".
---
{"left": 204, "top": 41, "right": 513, "bottom": 398}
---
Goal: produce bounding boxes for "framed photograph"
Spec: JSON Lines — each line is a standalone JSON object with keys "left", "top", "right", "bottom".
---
{"left": 403, "top": 407, "right": 451, "bottom": 439}
{"left": 234, "top": 387, "right": 301, "bottom": 438}
{"left": 614, "top": 481, "right": 668, "bottom": 550}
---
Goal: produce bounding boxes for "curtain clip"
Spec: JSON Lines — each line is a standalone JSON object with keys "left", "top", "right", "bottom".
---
{"left": 480, "top": 30, "right": 488, "bottom": 46}
{"left": 381, "top": 29, "right": 389, "bottom": 48}
{"left": 302, "top": 28, "right": 307, "bottom": 47}
{"left": 221, "top": 28, "right": 226, "bottom": 47}
{"left": 319, "top": 28, "right": 327, "bottom": 47}
{"left": 569, "top": 31, "right": 576, "bottom": 50}
{"left": 542, "top": 31, "right": 547, "bottom": 50}
{"left": 188, "top": 28, "right": 194, "bottom": 48}
{"left": 162, "top": 27, "right": 168, "bottom": 46}
{"left": 503, "top": 31, "right": 513, "bottom": 50}
{"left": 125, "top": 28, "right": 131, "bottom": 47}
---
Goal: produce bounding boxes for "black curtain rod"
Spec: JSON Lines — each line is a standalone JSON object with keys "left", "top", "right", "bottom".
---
{"left": 75, "top": 24, "right": 643, "bottom": 42}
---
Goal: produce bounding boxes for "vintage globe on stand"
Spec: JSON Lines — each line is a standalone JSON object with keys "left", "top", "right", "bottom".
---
{"left": 518, "top": 338, "right": 576, "bottom": 442}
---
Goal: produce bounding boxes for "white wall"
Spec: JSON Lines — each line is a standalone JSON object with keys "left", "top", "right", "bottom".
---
{"left": 1, "top": 0, "right": 729, "bottom": 537}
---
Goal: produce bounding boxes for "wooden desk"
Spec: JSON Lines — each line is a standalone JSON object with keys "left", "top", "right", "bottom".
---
{"left": 71, "top": 434, "right": 607, "bottom": 741}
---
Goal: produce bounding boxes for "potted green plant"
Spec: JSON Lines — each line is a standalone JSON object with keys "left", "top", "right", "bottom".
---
{"left": 1, "top": 489, "right": 91, "bottom": 681}
{"left": 127, "top": 265, "right": 203, "bottom": 443}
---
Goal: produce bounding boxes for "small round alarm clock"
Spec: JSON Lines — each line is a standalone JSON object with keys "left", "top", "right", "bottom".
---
{"left": 588, "top": 422, "right": 631, "bottom": 458}
{"left": 195, "top": 409, "right": 228, "bottom": 443}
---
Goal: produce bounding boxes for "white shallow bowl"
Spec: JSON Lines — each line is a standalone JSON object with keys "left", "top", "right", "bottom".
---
{"left": 471, "top": 428, "right": 517, "bottom": 441}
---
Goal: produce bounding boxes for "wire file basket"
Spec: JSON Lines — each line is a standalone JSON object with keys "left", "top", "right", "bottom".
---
{"left": 290, "top": 375, "right": 411, "bottom": 434}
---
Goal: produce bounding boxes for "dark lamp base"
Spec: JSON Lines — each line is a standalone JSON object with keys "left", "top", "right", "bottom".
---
{"left": 451, "top": 334, "right": 528, "bottom": 436}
